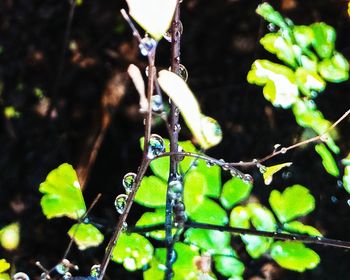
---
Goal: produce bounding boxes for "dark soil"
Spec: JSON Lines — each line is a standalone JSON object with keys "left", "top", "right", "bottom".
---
{"left": 0, "top": 0, "right": 350, "bottom": 279}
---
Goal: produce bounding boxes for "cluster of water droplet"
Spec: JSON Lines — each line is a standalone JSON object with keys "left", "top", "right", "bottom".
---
{"left": 169, "top": 178, "right": 187, "bottom": 228}
{"left": 216, "top": 159, "right": 254, "bottom": 185}
{"left": 114, "top": 172, "right": 137, "bottom": 215}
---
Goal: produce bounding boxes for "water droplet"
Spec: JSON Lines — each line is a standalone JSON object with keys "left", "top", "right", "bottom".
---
{"left": 347, "top": 199, "right": 350, "bottom": 207}
{"left": 316, "top": 237, "right": 322, "bottom": 241}
{"left": 258, "top": 164, "right": 267, "bottom": 174}
{"left": 175, "top": 146, "right": 185, "bottom": 162}
{"left": 206, "top": 160, "right": 214, "bottom": 167}
{"left": 200, "top": 116, "right": 223, "bottom": 146}
{"left": 63, "top": 272, "right": 71, "bottom": 279}
{"left": 280, "top": 147, "right": 287, "bottom": 154}
{"left": 115, "top": 194, "right": 128, "bottom": 214}
{"left": 310, "top": 90, "right": 318, "bottom": 98}
{"left": 122, "top": 222, "right": 128, "bottom": 232}
{"left": 174, "top": 123, "right": 181, "bottom": 133}
{"left": 90, "top": 264, "right": 101, "bottom": 277}
{"left": 123, "top": 172, "right": 137, "bottom": 194}
{"left": 55, "top": 260, "right": 70, "bottom": 275}
{"left": 13, "top": 272, "right": 30, "bottom": 280}
{"left": 147, "top": 134, "right": 165, "bottom": 159}
{"left": 337, "top": 180, "right": 343, "bottom": 188}
{"left": 242, "top": 174, "right": 254, "bottom": 185}
{"left": 151, "top": 95, "right": 163, "bottom": 112}
{"left": 139, "top": 37, "right": 157, "bottom": 56}
{"left": 331, "top": 196, "right": 338, "bottom": 204}
{"left": 164, "top": 21, "right": 183, "bottom": 42}
{"left": 170, "top": 250, "right": 177, "bottom": 264}
{"left": 267, "top": 23, "right": 276, "bottom": 32}
{"left": 273, "top": 144, "right": 281, "bottom": 152}
{"left": 169, "top": 64, "right": 188, "bottom": 82}
{"left": 230, "top": 169, "right": 238, "bottom": 177}
{"left": 169, "top": 180, "right": 183, "bottom": 194}
{"left": 40, "top": 273, "right": 48, "bottom": 280}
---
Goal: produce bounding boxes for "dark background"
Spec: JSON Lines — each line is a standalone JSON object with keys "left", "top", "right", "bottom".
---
{"left": 0, "top": 0, "right": 350, "bottom": 279}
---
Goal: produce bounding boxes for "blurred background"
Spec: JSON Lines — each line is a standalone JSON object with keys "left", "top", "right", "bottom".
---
{"left": 0, "top": 0, "right": 350, "bottom": 279}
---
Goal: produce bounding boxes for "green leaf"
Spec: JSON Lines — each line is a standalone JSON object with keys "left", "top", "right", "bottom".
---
{"left": 293, "top": 25, "right": 314, "bottom": 49}
{"left": 189, "top": 198, "right": 228, "bottom": 225}
{"left": 292, "top": 99, "right": 339, "bottom": 154}
{"left": 311, "top": 22, "right": 336, "bottom": 59}
{"left": 242, "top": 235, "right": 273, "bottom": 258}
{"left": 184, "top": 171, "right": 206, "bottom": 214}
{"left": 125, "top": 0, "right": 177, "bottom": 40}
{"left": 220, "top": 177, "right": 252, "bottom": 209}
{"left": 68, "top": 223, "right": 104, "bottom": 250}
{"left": 184, "top": 228, "right": 233, "bottom": 255}
{"left": 262, "top": 162, "right": 293, "bottom": 185}
{"left": 318, "top": 52, "right": 349, "bottom": 83}
{"left": 260, "top": 33, "right": 296, "bottom": 67}
{"left": 135, "top": 176, "right": 167, "bottom": 208}
{"left": 112, "top": 233, "right": 154, "bottom": 271}
{"left": 135, "top": 208, "right": 176, "bottom": 240}
{"left": 315, "top": 143, "right": 340, "bottom": 177}
{"left": 300, "top": 55, "right": 318, "bottom": 72}
{"left": 248, "top": 203, "right": 277, "bottom": 232}
{"left": 247, "top": 60, "right": 299, "bottom": 108}
{"left": 0, "top": 259, "right": 10, "bottom": 274}
{"left": 144, "top": 243, "right": 200, "bottom": 280}
{"left": 195, "top": 162, "right": 222, "bottom": 198}
{"left": 158, "top": 70, "right": 222, "bottom": 149}
{"left": 271, "top": 241, "right": 320, "bottom": 272}
{"left": 343, "top": 166, "right": 350, "bottom": 194}
{"left": 342, "top": 153, "right": 350, "bottom": 166}
{"left": 256, "top": 2, "right": 289, "bottom": 30}
{"left": 295, "top": 68, "right": 326, "bottom": 97}
{"left": 0, "top": 223, "right": 20, "bottom": 251}
{"left": 230, "top": 206, "right": 251, "bottom": 229}
{"left": 283, "top": 221, "right": 322, "bottom": 237}
{"left": 39, "top": 163, "right": 87, "bottom": 219}
{"left": 214, "top": 256, "right": 244, "bottom": 278}
{"left": 269, "top": 184, "right": 315, "bottom": 223}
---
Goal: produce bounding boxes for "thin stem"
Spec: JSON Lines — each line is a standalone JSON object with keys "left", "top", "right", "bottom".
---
{"left": 128, "top": 221, "right": 350, "bottom": 250}
{"left": 98, "top": 10, "right": 157, "bottom": 279}
{"left": 165, "top": 3, "right": 182, "bottom": 279}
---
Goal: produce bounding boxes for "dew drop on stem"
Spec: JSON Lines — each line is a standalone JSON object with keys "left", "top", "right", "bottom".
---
{"left": 114, "top": 194, "right": 128, "bottom": 214}
{"left": 139, "top": 37, "right": 157, "bottom": 56}
{"left": 151, "top": 95, "right": 163, "bottom": 112}
{"left": 55, "top": 259, "right": 70, "bottom": 275}
{"left": 90, "top": 264, "right": 101, "bottom": 277}
{"left": 206, "top": 160, "right": 214, "bottom": 167}
{"left": 169, "top": 64, "right": 188, "bottom": 82}
{"left": 63, "top": 272, "right": 72, "bottom": 279}
{"left": 243, "top": 174, "right": 254, "bottom": 185}
{"left": 175, "top": 145, "right": 185, "bottom": 162}
{"left": 13, "top": 272, "right": 30, "bottom": 280}
{"left": 258, "top": 164, "right": 267, "bottom": 174}
{"left": 267, "top": 23, "right": 277, "bottom": 32}
{"left": 122, "top": 172, "right": 137, "bottom": 194}
{"left": 169, "top": 180, "right": 183, "bottom": 194}
{"left": 147, "top": 134, "right": 165, "bottom": 159}
{"left": 163, "top": 20, "right": 183, "bottom": 42}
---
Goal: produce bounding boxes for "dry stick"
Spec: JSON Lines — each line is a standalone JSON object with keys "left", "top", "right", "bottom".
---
{"left": 128, "top": 222, "right": 350, "bottom": 250}
{"left": 97, "top": 10, "right": 157, "bottom": 280}
{"left": 165, "top": 2, "right": 182, "bottom": 279}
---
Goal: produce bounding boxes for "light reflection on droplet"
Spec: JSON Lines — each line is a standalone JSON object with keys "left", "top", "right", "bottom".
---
{"left": 147, "top": 134, "right": 165, "bottom": 159}
{"left": 151, "top": 95, "right": 163, "bottom": 112}
{"left": 139, "top": 37, "right": 157, "bottom": 56}
{"left": 13, "top": 272, "right": 30, "bottom": 280}
{"left": 90, "top": 264, "right": 101, "bottom": 277}
{"left": 115, "top": 194, "right": 128, "bottom": 214}
{"left": 169, "top": 64, "right": 188, "bottom": 82}
{"left": 122, "top": 172, "right": 137, "bottom": 194}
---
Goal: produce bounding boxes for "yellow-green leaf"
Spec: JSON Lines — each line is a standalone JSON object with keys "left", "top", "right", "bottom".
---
{"left": 0, "top": 259, "right": 10, "bottom": 274}
{"left": 295, "top": 68, "right": 325, "bottom": 97}
{"left": 158, "top": 70, "right": 222, "bottom": 149}
{"left": 262, "top": 162, "right": 292, "bottom": 185}
{"left": 315, "top": 143, "right": 339, "bottom": 177}
{"left": 126, "top": 0, "right": 177, "bottom": 40}
{"left": 0, "top": 223, "right": 20, "bottom": 251}
{"left": 68, "top": 223, "right": 104, "bottom": 250}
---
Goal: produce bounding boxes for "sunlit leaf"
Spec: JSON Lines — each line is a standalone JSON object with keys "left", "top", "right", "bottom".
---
{"left": 220, "top": 177, "right": 252, "bottom": 209}
{"left": 0, "top": 259, "right": 10, "bottom": 273}
{"left": 189, "top": 198, "right": 228, "bottom": 225}
{"left": 247, "top": 60, "right": 299, "bottom": 108}
{"left": 256, "top": 2, "right": 289, "bottom": 30}
{"left": 248, "top": 203, "right": 277, "bottom": 232}
{"left": 195, "top": 161, "right": 222, "bottom": 198}
{"left": 295, "top": 68, "right": 326, "bottom": 97}
{"left": 271, "top": 241, "right": 320, "bottom": 272}
{"left": 4, "top": 106, "right": 20, "bottom": 119}
{"left": 293, "top": 25, "right": 314, "bottom": 49}
{"left": 311, "top": 22, "right": 336, "bottom": 59}
{"left": 300, "top": 55, "right": 318, "bottom": 72}
{"left": 342, "top": 153, "right": 350, "bottom": 166}
{"left": 292, "top": 99, "right": 339, "bottom": 154}
{"left": 0, "top": 223, "right": 20, "bottom": 251}
{"left": 136, "top": 208, "right": 176, "bottom": 240}
{"left": 184, "top": 229, "right": 233, "bottom": 255}
{"left": 315, "top": 143, "right": 339, "bottom": 177}
{"left": 269, "top": 184, "right": 315, "bottom": 223}
{"left": 68, "top": 223, "right": 104, "bottom": 250}
{"left": 242, "top": 235, "right": 273, "bottom": 259}
{"left": 184, "top": 171, "right": 206, "bottom": 214}
{"left": 39, "top": 163, "right": 86, "bottom": 219}
{"left": 260, "top": 33, "right": 296, "bottom": 67}
{"left": 144, "top": 243, "right": 200, "bottom": 280}
{"left": 158, "top": 70, "right": 222, "bottom": 149}
{"left": 263, "top": 162, "right": 292, "bottom": 185}
{"left": 230, "top": 206, "right": 250, "bottom": 229}
{"left": 318, "top": 52, "right": 349, "bottom": 83}
{"left": 126, "top": 0, "right": 177, "bottom": 40}
{"left": 214, "top": 255, "right": 244, "bottom": 278}
{"left": 128, "top": 64, "right": 147, "bottom": 112}
{"left": 283, "top": 221, "right": 322, "bottom": 237}
{"left": 112, "top": 233, "right": 154, "bottom": 271}
{"left": 343, "top": 166, "right": 350, "bottom": 194}
{"left": 135, "top": 176, "right": 167, "bottom": 208}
